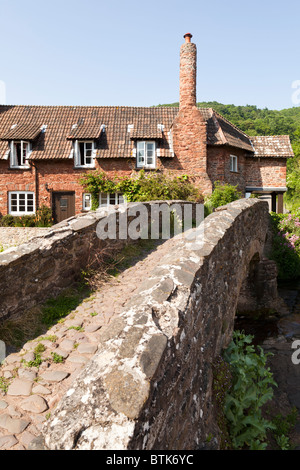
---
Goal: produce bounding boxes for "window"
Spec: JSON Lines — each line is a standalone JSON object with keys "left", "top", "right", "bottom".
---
{"left": 74, "top": 140, "right": 95, "bottom": 168}
{"left": 99, "top": 193, "right": 125, "bottom": 208}
{"left": 83, "top": 193, "right": 92, "bottom": 211}
{"left": 136, "top": 141, "right": 156, "bottom": 169}
{"left": 9, "top": 191, "right": 35, "bottom": 215}
{"left": 10, "top": 141, "right": 31, "bottom": 168}
{"left": 230, "top": 155, "right": 238, "bottom": 172}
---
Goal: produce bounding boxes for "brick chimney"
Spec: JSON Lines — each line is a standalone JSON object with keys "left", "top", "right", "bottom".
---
{"left": 180, "top": 33, "right": 197, "bottom": 108}
{"left": 172, "top": 34, "right": 212, "bottom": 195}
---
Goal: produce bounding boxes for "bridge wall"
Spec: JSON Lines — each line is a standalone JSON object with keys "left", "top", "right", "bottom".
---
{"left": 41, "top": 198, "right": 279, "bottom": 450}
{"left": 0, "top": 201, "right": 198, "bottom": 323}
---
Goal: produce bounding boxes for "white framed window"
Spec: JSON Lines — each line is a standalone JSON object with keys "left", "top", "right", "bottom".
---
{"left": 10, "top": 140, "right": 31, "bottom": 168}
{"left": 9, "top": 191, "right": 35, "bottom": 215}
{"left": 230, "top": 155, "right": 238, "bottom": 172}
{"left": 74, "top": 140, "right": 96, "bottom": 168}
{"left": 136, "top": 141, "right": 156, "bottom": 169}
{"left": 83, "top": 193, "right": 92, "bottom": 211}
{"left": 99, "top": 193, "right": 126, "bottom": 208}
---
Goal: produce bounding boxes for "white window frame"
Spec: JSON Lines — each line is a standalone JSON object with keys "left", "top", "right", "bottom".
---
{"left": 8, "top": 191, "right": 35, "bottom": 216}
{"left": 99, "top": 193, "right": 126, "bottom": 208}
{"left": 74, "top": 140, "right": 96, "bottom": 168}
{"left": 136, "top": 141, "right": 156, "bottom": 169}
{"left": 82, "top": 193, "right": 92, "bottom": 211}
{"left": 230, "top": 155, "right": 238, "bottom": 173}
{"left": 10, "top": 140, "right": 31, "bottom": 169}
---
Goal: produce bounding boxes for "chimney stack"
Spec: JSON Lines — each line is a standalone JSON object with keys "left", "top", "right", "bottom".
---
{"left": 180, "top": 33, "right": 197, "bottom": 109}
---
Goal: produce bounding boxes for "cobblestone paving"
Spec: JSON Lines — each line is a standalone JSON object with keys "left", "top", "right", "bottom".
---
{"left": 0, "top": 239, "right": 172, "bottom": 450}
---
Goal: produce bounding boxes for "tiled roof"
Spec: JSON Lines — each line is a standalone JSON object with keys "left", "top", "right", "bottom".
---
{"left": 66, "top": 120, "right": 103, "bottom": 140}
{"left": 0, "top": 122, "right": 43, "bottom": 141}
{"left": 0, "top": 104, "right": 293, "bottom": 161}
{"left": 200, "top": 108, "right": 254, "bottom": 152}
{"left": 249, "top": 135, "right": 294, "bottom": 158}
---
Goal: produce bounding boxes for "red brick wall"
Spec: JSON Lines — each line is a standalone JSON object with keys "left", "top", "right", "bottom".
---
{"left": 207, "top": 146, "right": 247, "bottom": 194}
{"left": 0, "top": 161, "right": 35, "bottom": 216}
{"left": 245, "top": 157, "right": 287, "bottom": 189}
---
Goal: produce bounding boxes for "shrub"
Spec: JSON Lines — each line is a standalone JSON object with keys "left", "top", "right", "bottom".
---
{"left": 34, "top": 205, "right": 53, "bottom": 227}
{"left": 0, "top": 205, "right": 53, "bottom": 228}
{"left": 269, "top": 212, "right": 300, "bottom": 279}
{"left": 0, "top": 215, "right": 15, "bottom": 227}
{"left": 208, "top": 181, "right": 242, "bottom": 209}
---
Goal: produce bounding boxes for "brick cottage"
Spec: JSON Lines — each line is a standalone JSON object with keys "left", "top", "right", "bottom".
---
{"left": 0, "top": 33, "right": 294, "bottom": 223}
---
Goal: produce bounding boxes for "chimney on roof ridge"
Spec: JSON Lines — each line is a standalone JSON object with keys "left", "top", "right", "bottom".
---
{"left": 179, "top": 33, "right": 197, "bottom": 109}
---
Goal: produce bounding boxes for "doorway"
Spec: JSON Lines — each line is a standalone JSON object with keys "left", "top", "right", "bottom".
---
{"left": 52, "top": 191, "right": 75, "bottom": 223}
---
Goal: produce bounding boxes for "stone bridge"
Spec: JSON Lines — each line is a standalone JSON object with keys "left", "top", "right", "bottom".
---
{"left": 0, "top": 198, "right": 282, "bottom": 450}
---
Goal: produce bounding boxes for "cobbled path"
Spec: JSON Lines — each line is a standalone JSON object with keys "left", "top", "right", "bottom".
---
{"left": 0, "top": 239, "right": 173, "bottom": 450}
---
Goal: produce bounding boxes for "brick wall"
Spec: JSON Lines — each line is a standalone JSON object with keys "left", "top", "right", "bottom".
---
{"left": 245, "top": 157, "right": 287, "bottom": 188}
{"left": 207, "top": 146, "right": 247, "bottom": 194}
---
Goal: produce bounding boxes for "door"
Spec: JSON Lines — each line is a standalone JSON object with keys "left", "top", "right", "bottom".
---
{"left": 52, "top": 192, "right": 75, "bottom": 223}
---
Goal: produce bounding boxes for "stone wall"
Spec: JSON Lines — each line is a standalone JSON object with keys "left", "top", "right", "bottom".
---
{"left": 0, "top": 201, "right": 199, "bottom": 323}
{"left": 0, "top": 227, "right": 50, "bottom": 251}
{"left": 40, "top": 198, "right": 279, "bottom": 450}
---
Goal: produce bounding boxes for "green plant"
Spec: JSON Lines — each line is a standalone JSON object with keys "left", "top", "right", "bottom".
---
{"left": 41, "top": 290, "right": 82, "bottom": 326}
{"left": 0, "top": 214, "right": 16, "bottom": 227}
{"left": 223, "top": 330, "right": 277, "bottom": 450}
{"left": 34, "top": 205, "right": 53, "bottom": 227}
{"left": 269, "top": 212, "right": 300, "bottom": 279}
{"left": 80, "top": 170, "right": 204, "bottom": 207}
{"left": 270, "top": 407, "right": 298, "bottom": 450}
{"left": 207, "top": 181, "right": 242, "bottom": 209}
{"left": 51, "top": 352, "right": 64, "bottom": 363}
{"left": 24, "top": 352, "right": 43, "bottom": 368}
{"left": 0, "top": 376, "right": 9, "bottom": 394}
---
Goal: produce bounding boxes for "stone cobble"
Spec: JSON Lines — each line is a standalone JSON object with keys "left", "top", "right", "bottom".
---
{"left": 0, "top": 239, "right": 173, "bottom": 450}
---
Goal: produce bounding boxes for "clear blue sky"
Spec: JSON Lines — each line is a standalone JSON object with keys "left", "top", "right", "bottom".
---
{"left": 1, "top": 0, "right": 300, "bottom": 110}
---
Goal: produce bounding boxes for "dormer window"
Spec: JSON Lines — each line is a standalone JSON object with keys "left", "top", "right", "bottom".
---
{"left": 10, "top": 140, "right": 31, "bottom": 168}
{"left": 136, "top": 141, "right": 156, "bottom": 169}
{"left": 74, "top": 140, "right": 96, "bottom": 168}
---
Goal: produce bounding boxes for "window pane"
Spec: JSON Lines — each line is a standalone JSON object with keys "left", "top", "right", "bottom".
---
{"left": 109, "top": 194, "right": 116, "bottom": 205}
{"left": 11, "top": 194, "right": 17, "bottom": 201}
{"left": 99, "top": 193, "right": 108, "bottom": 207}
{"left": 85, "top": 143, "right": 92, "bottom": 150}
{"left": 19, "top": 194, "right": 25, "bottom": 201}
{"left": 79, "top": 143, "right": 85, "bottom": 166}
{"left": 118, "top": 194, "right": 125, "bottom": 204}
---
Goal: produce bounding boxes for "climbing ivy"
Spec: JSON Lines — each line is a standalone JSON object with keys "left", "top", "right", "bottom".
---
{"left": 79, "top": 170, "right": 203, "bottom": 208}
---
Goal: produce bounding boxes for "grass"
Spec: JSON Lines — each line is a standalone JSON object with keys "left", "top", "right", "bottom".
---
{"left": 0, "top": 284, "right": 92, "bottom": 351}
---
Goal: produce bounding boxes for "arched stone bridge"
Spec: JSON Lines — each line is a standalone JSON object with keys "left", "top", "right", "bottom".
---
{"left": 0, "top": 198, "right": 282, "bottom": 450}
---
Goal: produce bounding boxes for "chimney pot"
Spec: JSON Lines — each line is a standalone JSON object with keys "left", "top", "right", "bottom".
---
{"left": 184, "top": 33, "right": 193, "bottom": 43}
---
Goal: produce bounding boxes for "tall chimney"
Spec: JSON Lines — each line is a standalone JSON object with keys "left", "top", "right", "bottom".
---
{"left": 179, "top": 33, "right": 197, "bottom": 108}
